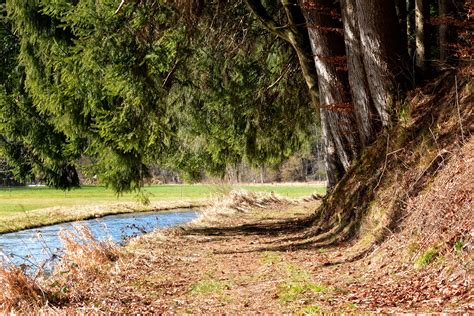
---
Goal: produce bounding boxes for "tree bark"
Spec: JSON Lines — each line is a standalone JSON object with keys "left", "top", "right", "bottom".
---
{"left": 415, "top": 0, "right": 427, "bottom": 71}
{"left": 340, "top": 0, "right": 380, "bottom": 146}
{"left": 438, "top": 0, "right": 447, "bottom": 61}
{"left": 407, "top": 0, "right": 416, "bottom": 60}
{"left": 438, "top": 0, "right": 454, "bottom": 63}
{"left": 299, "top": 0, "right": 359, "bottom": 189}
{"left": 355, "top": 0, "right": 404, "bottom": 126}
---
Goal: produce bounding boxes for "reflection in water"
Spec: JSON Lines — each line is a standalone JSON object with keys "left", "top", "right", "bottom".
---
{"left": 0, "top": 209, "right": 199, "bottom": 272}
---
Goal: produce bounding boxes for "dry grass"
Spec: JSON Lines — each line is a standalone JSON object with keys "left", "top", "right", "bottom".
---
{"left": 0, "top": 266, "right": 50, "bottom": 312}
{"left": 0, "top": 225, "right": 124, "bottom": 313}
{"left": 57, "top": 225, "right": 121, "bottom": 272}
{"left": 190, "top": 189, "right": 320, "bottom": 226}
{"left": 43, "top": 226, "right": 124, "bottom": 306}
{"left": 404, "top": 139, "right": 473, "bottom": 251}
{"left": 191, "top": 190, "right": 290, "bottom": 224}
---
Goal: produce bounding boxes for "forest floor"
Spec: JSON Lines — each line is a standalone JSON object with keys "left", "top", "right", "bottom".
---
{"left": 44, "top": 175, "right": 472, "bottom": 314}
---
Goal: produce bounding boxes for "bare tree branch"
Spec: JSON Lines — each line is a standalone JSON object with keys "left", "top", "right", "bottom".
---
{"left": 115, "top": 0, "right": 126, "bottom": 15}
{"left": 243, "top": 0, "right": 291, "bottom": 43}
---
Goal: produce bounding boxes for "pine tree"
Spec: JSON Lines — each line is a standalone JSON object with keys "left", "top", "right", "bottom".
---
{"left": 0, "top": 0, "right": 79, "bottom": 189}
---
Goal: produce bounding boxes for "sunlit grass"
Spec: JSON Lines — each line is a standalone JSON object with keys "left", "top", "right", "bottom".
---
{"left": 0, "top": 183, "right": 326, "bottom": 214}
{"left": 0, "top": 183, "right": 325, "bottom": 233}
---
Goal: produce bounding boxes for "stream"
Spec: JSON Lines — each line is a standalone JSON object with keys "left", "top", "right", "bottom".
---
{"left": 0, "top": 209, "right": 200, "bottom": 272}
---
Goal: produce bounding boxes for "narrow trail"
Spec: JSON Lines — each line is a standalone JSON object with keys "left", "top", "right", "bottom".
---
{"left": 42, "top": 193, "right": 471, "bottom": 314}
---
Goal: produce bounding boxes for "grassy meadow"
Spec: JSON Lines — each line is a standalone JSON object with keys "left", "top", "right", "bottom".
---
{"left": 0, "top": 183, "right": 325, "bottom": 215}
{"left": 0, "top": 183, "right": 325, "bottom": 233}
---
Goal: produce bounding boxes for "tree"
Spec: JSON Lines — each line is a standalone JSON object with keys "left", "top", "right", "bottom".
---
{"left": 3, "top": 0, "right": 469, "bottom": 246}
{"left": 0, "top": 1, "right": 79, "bottom": 189}
{"left": 298, "top": 0, "right": 359, "bottom": 188}
{"left": 415, "top": 0, "right": 428, "bottom": 71}
{"left": 6, "top": 0, "right": 316, "bottom": 190}
{"left": 245, "top": 0, "right": 407, "bottom": 188}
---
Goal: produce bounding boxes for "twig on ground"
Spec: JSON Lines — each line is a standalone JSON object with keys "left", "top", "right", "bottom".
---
{"left": 455, "top": 75, "right": 466, "bottom": 143}
{"left": 115, "top": 0, "right": 125, "bottom": 14}
{"left": 374, "top": 134, "right": 390, "bottom": 190}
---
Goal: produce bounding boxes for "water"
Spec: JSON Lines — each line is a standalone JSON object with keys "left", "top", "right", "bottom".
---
{"left": 0, "top": 209, "right": 199, "bottom": 272}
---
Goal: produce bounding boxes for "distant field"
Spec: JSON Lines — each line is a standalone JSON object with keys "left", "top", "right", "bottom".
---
{"left": 0, "top": 183, "right": 326, "bottom": 214}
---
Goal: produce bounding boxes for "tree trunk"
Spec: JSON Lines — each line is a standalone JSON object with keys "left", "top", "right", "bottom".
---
{"left": 340, "top": 0, "right": 380, "bottom": 146}
{"left": 415, "top": 0, "right": 427, "bottom": 72}
{"left": 438, "top": 0, "right": 447, "bottom": 62}
{"left": 355, "top": 0, "right": 404, "bottom": 126}
{"left": 396, "top": 0, "right": 409, "bottom": 56}
{"left": 299, "top": 0, "right": 359, "bottom": 189}
{"left": 407, "top": 0, "right": 416, "bottom": 60}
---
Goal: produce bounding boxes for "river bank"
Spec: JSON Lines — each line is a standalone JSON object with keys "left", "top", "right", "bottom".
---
{"left": 0, "top": 208, "right": 200, "bottom": 271}
{"left": 0, "top": 199, "right": 208, "bottom": 234}
{"left": 0, "top": 183, "right": 326, "bottom": 234}
{"left": 0, "top": 190, "right": 471, "bottom": 313}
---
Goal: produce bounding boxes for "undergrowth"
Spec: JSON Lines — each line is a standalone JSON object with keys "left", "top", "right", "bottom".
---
{"left": 301, "top": 70, "right": 472, "bottom": 262}
{"left": 276, "top": 263, "right": 326, "bottom": 303}
{"left": 414, "top": 247, "right": 439, "bottom": 270}
{"left": 0, "top": 225, "right": 122, "bottom": 313}
{"left": 0, "top": 266, "right": 53, "bottom": 312}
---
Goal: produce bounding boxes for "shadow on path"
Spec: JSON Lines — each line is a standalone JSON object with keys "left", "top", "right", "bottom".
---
{"left": 182, "top": 214, "right": 316, "bottom": 238}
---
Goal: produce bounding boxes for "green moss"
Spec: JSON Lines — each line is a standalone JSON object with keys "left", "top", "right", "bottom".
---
{"left": 276, "top": 263, "right": 327, "bottom": 303}
{"left": 297, "top": 304, "right": 320, "bottom": 315}
{"left": 277, "top": 282, "right": 326, "bottom": 303}
{"left": 190, "top": 278, "right": 231, "bottom": 296}
{"left": 407, "top": 242, "right": 419, "bottom": 255}
{"left": 261, "top": 251, "right": 283, "bottom": 265}
{"left": 414, "top": 247, "right": 439, "bottom": 270}
{"left": 453, "top": 240, "right": 464, "bottom": 253}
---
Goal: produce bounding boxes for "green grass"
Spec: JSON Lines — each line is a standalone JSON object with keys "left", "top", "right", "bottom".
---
{"left": 0, "top": 183, "right": 325, "bottom": 215}
{"left": 190, "top": 278, "right": 231, "bottom": 296}
{"left": 276, "top": 263, "right": 327, "bottom": 303}
{"left": 297, "top": 305, "right": 320, "bottom": 315}
{"left": 0, "top": 185, "right": 212, "bottom": 214}
{"left": 414, "top": 247, "right": 439, "bottom": 270}
{"left": 277, "top": 282, "right": 326, "bottom": 303}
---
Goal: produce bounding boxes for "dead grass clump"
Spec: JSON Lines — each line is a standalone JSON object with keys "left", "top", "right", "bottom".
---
{"left": 57, "top": 225, "right": 120, "bottom": 271}
{"left": 193, "top": 190, "right": 293, "bottom": 225}
{"left": 0, "top": 226, "right": 123, "bottom": 312}
{"left": 41, "top": 225, "right": 124, "bottom": 304}
{"left": 0, "top": 266, "right": 50, "bottom": 312}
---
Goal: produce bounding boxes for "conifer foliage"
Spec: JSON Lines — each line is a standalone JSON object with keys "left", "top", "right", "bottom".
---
{"left": 0, "top": 0, "right": 79, "bottom": 189}
{"left": 1, "top": 0, "right": 315, "bottom": 190}
{"left": 0, "top": 0, "right": 470, "bottom": 192}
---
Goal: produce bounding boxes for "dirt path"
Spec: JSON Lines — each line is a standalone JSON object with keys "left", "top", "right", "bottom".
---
{"left": 47, "top": 196, "right": 471, "bottom": 314}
